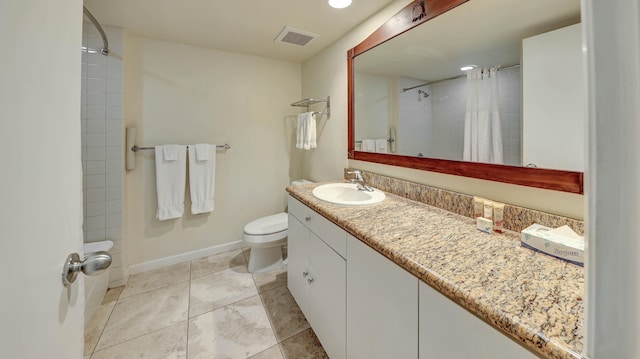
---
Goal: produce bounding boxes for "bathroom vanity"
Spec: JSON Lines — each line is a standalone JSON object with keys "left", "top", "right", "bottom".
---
{"left": 287, "top": 184, "right": 584, "bottom": 359}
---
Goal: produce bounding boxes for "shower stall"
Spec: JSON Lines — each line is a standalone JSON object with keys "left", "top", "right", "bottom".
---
{"left": 81, "top": 7, "right": 125, "bottom": 291}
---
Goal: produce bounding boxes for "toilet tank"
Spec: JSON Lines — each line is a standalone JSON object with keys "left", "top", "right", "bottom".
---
{"left": 291, "top": 179, "right": 313, "bottom": 186}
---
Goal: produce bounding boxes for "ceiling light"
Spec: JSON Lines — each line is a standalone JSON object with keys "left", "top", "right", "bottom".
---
{"left": 460, "top": 65, "right": 477, "bottom": 71}
{"left": 328, "top": 0, "right": 352, "bottom": 9}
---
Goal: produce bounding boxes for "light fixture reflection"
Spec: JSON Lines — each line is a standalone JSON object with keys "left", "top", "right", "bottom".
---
{"left": 328, "top": 0, "right": 352, "bottom": 9}
{"left": 460, "top": 65, "right": 477, "bottom": 71}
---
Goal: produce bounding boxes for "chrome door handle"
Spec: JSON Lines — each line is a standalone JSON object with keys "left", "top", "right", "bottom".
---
{"left": 62, "top": 251, "right": 112, "bottom": 287}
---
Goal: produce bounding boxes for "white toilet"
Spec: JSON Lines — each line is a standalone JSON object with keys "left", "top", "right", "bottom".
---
{"left": 243, "top": 179, "right": 312, "bottom": 273}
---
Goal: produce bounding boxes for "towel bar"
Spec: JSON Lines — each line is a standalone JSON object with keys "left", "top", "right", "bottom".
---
{"left": 132, "top": 144, "right": 231, "bottom": 152}
{"left": 355, "top": 139, "right": 394, "bottom": 144}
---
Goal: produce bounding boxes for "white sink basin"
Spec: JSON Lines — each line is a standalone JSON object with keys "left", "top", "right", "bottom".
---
{"left": 312, "top": 183, "right": 386, "bottom": 206}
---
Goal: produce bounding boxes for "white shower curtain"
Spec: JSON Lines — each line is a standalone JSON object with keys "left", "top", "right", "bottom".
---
{"left": 463, "top": 67, "right": 503, "bottom": 164}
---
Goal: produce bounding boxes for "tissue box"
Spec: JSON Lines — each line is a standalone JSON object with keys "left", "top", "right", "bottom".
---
{"left": 521, "top": 224, "right": 584, "bottom": 266}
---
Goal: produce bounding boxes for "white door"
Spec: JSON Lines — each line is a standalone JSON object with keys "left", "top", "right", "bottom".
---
{"left": 0, "top": 0, "right": 85, "bottom": 358}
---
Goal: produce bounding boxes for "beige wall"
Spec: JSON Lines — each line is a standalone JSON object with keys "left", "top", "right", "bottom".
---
{"left": 124, "top": 36, "right": 302, "bottom": 265}
{"left": 301, "top": 0, "right": 584, "bottom": 220}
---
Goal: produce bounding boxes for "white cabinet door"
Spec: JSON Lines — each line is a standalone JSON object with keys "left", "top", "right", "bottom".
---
{"left": 347, "top": 235, "right": 418, "bottom": 359}
{"left": 308, "top": 232, "right": 346, "bottom": 359}
{"left": 419, "top": 282, "right": 537, "bottom": 359}
{"left": 288, "top": 208, "right": 346, "bottom": 359}
{"left": 287, "top": 214, "right": 311, "bottom": 315}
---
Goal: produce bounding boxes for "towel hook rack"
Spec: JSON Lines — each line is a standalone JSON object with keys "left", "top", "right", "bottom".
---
{"left": 290, "top": 96, "right": 330, "bottom": 119}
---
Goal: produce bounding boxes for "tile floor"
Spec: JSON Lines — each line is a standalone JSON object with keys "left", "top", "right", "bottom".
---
{"left": 84, "top": 248, "right": 328, "bottom": 359}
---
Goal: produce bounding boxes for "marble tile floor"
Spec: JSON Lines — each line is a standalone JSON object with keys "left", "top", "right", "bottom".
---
{"left": 84, "top": 248, "right": 328, "bottom": 359}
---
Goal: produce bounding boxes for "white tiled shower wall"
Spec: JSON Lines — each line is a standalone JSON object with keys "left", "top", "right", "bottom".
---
{"left": 396, "top": 68, "right": 521, "bottom": 164}
{"left": 81, "top": 23, "right": 125, "bottom": 287}
{"left": 398, "top": 78, "right": 432, "bottom": 157}
{"left": 495, "top": 67, "right": 521, "bottom": 166}
{"left": 429, "top": 77, "right": 465, "bottom": 161}
{"left": 427, "top": 67, "right": 522, "bottom": 165}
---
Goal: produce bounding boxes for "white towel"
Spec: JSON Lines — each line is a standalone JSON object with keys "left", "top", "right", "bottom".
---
{"left": 155, "top": 145, "right": 187, "bottom": 220}
{"left": 296, "top": 112, "right": 316, "bottom": 150}
{"left": 194, "top": 143, "right": 209, "bottom": 161}
{"left": 296, "top": 114, "right": 305, "bottom": 149}
{"left": 163, "top": 144, "right": 179, "bottom": 161}
{"left": 375, "top": 139, "right": 388, "bottom": 153}
{"left": 308, "top": 113, "right": 317, "bottom": 149}
{"left": 188, "top": 144, "right": 216, "bottom": 214}
{"left": 361, "top": 139, "right": 375, "bottom": 152}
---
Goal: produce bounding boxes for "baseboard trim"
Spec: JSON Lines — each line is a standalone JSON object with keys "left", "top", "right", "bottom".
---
{"left": 127, "top": 240, "right": 245, "bottom": 275}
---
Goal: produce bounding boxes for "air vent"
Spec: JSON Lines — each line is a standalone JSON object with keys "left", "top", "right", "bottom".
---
{"left": 274, "top": 26, "right": 319, "bottom": 47}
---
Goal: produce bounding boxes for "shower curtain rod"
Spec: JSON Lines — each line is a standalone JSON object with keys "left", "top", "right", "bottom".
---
{"left": 83, "top": 6, "right": 109, "bottom": 56}
{"left": 402, "top": 64, "right": 521, "bottom": 92}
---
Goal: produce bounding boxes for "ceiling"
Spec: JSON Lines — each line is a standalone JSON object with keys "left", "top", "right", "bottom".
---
{"left": 83, "top": 0, "right": 397, "bottom": 62}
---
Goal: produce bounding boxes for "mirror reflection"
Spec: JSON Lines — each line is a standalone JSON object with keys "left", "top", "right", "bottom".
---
{"left": 354, "top": 0, "right": 582, "bottom": 172}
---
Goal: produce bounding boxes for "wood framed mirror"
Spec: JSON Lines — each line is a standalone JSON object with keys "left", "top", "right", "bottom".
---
{"left": 347, "top": 0, "right": 584, "bottom": 194}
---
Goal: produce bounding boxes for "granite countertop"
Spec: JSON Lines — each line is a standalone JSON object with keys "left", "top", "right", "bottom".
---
{"left": 287, "top": 183, "right": 584, "bottom": 359}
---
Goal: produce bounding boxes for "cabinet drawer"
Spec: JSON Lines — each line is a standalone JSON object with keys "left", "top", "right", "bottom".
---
{"left": 288, "top": 196, "right": 346, "bottom": 258}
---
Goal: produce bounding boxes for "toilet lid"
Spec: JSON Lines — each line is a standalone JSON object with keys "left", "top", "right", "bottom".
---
{"left": 244, "top": 213, "right": 288, "bottom": 235}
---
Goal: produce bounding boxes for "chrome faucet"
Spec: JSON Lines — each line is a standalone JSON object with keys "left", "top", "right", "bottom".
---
{"left": 347, "top": 170, "right": 374, "bottom": 192}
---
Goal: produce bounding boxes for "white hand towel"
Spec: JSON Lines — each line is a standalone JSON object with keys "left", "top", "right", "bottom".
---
{"left": 162, "top": 144, "right": 179, "bottom": 161}
{"left": 188, "top": 144, "right": 216, "bottom": 214}
{"left": 194, "top": 143, "right": 209, "bottom": 161}
{"left": 296, "top": 112, "right": 316, "bottom": 150}
{"left": 375, "top": 139, "right": 388, "bottom": 153}
{"left": 296, "top": 113, "right": 305, "bottom": 149}
{"left": 307, "top": 113, "right": 317, "bottom": 149}
{"left": 155, "top": 145, "right": 187, "bottom": 220}
{"left": 362, "top": 139, "right": 375, "bottom": 152}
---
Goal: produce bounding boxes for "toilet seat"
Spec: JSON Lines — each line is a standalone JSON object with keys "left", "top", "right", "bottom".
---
{"left": 242, "top": 180, "right": 312, "bottom": 273}
{"left": 84, "top": 240, "right": 114, "bottom": 256}
{"left": 242, "top": 212, "right": 288, "bottom": 248}
{"left": 244, "top": 212, "right": 288, "bottom": 235}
